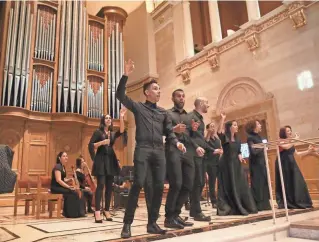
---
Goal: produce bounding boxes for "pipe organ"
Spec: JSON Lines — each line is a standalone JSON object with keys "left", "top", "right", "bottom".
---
{"left": 98, "top": 7, "right": 127, "bottom": 119}
{"left": 0, "top": 1, "right": 129, "bottom": 195}
{"left": 2, "top": 2, "right": 33, "bottom": 108}
{"left": 31, "top": 66, "right": 53, "bottom": 113}
{"left": 57, "top": 0, "right": 86, "bottom": 114}
{"left": 0, "top": 1, "right": 128, "bottom": 119}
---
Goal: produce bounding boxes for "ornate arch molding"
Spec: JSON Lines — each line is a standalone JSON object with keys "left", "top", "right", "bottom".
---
{"left": 215, "top": 77, "right": 273, "bottom": 115}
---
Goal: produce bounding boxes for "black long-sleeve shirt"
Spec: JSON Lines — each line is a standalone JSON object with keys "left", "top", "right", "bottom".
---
{"left": 188, "top": 110, "right": 215, "bottom": 157}
{"left": 116, "top": 75, "right": 178, "bottom": 149}
{"left": 165, "top": 107, "right": 198, "bottom": 149}
{"left": 204, "top": 136, "right": 221, "bottom": 162}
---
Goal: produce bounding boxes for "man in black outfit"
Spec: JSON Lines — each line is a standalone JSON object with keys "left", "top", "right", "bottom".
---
{"left": 116, "top": 60, "right": 186, "bottom": 238}
{"left": 164, "top": 89, "right": 206, "bottom": 229}
{"left": 202, "top": 122, "right": 223, "bottom": 208}
{"left": 188, "top": 97, "right": 213, "bottom": 221}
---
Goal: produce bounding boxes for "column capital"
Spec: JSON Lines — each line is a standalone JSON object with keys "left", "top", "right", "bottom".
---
{"left": 97, "top": 6, "right": 128, "bottom": 22}
{"left": 168, "top": 0, "right": 183, "bottom": 5}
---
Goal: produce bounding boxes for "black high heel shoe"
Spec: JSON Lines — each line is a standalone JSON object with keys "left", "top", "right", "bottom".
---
{"left": 102, "top": 211, "right": 113, "bottom": 221}
{"left": 94, "top": 212, "right": 103, "bottom": 223}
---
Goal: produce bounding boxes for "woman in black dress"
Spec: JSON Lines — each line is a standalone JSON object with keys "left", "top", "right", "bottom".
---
{"left": 89, "top": 108, "right": 126, "bottom": 223}
{"left": 216, "top": 113, "right": 257, "bottom": 216}
{"left": 75, "top": 158, "right": 94, "bottom": 213}
{"left": 246, "top": 120, "right": 271, "bottom": 211}
{"left": 50, "top": 152, "right": 86, "bottom": 218}
{"left": 275, "top": 125, "right": 314, "bottom": 209}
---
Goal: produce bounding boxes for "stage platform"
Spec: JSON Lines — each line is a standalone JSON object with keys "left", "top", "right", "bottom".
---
{"left": 0, "top": 201, "right": 318, "bottom": 242}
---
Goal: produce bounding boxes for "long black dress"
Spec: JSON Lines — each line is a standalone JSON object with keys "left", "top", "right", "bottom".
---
{"left": 217, "top": 133, "right": 258, "bottom": 216}
{"left": 275, "top": 146, "right": 312, "bottom": 209}
{"left": 247, "top": 133, "right": 271, "bottom": 211}
{"left": 50, "top": 163, "right": 86, "bottom": 218}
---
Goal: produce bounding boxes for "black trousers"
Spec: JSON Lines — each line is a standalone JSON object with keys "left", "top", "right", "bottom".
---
{"left": 144, "top": 165, "right": 154, "bottom": 213}
{"left": 83, "top": 189, "right": 93, "bottom": 210}
{"left": 165, "top": 148, "right": 194, "bottom": 219}
{"left": 202, "top": 161, "right": 219, "bottom": 204}
{"left": 190, "top": 157, "right": 204, "bottom": 216}
{"left": 123, "top": 147, "right": 166, "bottom": 224}
{"left": 95, "top": 175, "right": 114, "bottom": 211}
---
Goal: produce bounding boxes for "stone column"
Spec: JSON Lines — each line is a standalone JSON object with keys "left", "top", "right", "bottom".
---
{"left": 208, "top": 0, "right": 222, "bottom": 42}
{"left": 182, "top": 0, "right": 194, "bottom": 58}
{"left": 246, "top": 0, "right": 261, "bottom": 21}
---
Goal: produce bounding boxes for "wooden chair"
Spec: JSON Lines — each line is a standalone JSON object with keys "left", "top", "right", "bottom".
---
{"left": 36, "top": 176, "right": 63, "bottom": 219}
{"left": 13, "top": 178, "right": 36, "bottom": 216}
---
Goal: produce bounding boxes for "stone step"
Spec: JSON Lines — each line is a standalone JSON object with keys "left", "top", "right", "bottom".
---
{"left": 279, "top": 238, "right": 314, "bottom": 242}
{"left": 289, "top": 217, "right": 319, "bottom": 240}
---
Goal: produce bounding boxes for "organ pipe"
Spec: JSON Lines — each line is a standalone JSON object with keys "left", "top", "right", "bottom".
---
{"left": 2, "top": 2, "right": 33, "bottom": 108}
{"left": 0, "top": 2, "right": 127, "bottom": 120}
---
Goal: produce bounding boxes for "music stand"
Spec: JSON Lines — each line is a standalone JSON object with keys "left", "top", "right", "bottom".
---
{"left": 110, "top": 166, "right": 134, "bottom": 215}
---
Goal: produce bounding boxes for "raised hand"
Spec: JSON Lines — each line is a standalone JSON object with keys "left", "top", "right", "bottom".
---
{"left": 120, "top": 106, "right": 127, "bottom": 117}
{"left": 220, "top": 112, "right": 226, "bottom": 119}
{"left": 241, "top": 158, "right": 247, "bottom": 164}
{"left": 173, "top": 123, "right": 186, "bottom": 133}
{"left": 191, "top": 119, "right": 200, "bottom": 131}
{"left": 177, "top": 142, "right": 186, "bottom": 153}
{"left": 196, "top": 147, "right": 205, "bottom": 157}
{"left": 101, "top": 132, "right": 111, "bottom": 146}
{"left": 213, "top": 149, "right": 223, "bottom": 155}
{"left": 124, "top": 59, "right": 135, "bottom": 75}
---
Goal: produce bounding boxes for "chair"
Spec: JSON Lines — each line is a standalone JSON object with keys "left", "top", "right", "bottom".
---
{"left": 36, "top": 176, "right": 63, "bottom": 219}
{"left": 13, "top": 178, "right": 36, "bottom": 216}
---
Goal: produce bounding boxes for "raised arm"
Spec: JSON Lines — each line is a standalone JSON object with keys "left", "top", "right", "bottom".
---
{"left": 218, "top": 113, "right": 226, "bottom": 134}
{"left": 247, "top": 136, "right": 263, "bottom": 155}
{"left": 116, "top": 60, "right": 138, "bottom": 113}
{"left": 295, "top": 145, "right": 316, "bottom": 157}
{"left": 119, "top": 107, "right": 127, "bottom": 133}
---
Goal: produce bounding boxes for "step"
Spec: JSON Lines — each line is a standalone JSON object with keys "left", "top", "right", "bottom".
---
{"left": 289, "top": 217, "right": 319, "bottom": 240}
{"left": 279, "top": 238, "right": 315, "bottom": 241}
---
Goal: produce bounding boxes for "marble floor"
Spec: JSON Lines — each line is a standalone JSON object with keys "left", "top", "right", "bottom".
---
{"left": 0, "top": 201, "right": 318, "bottom": 242}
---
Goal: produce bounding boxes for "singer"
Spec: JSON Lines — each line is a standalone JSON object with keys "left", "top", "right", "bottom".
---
{"left": 88, "top": 108, "right": 126, "bottom": 223}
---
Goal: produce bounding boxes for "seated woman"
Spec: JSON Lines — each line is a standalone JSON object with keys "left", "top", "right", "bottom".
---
{"left": 75, "top": 157, "right": 94, "bottom": 213}
{"left": 50, "top": 151, "right": 86, "bottom": 218}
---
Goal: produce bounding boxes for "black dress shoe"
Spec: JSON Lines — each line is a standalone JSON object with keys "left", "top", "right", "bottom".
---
{"left": 193, "top": 213, "right": 211, "bottom": 222}
{"left": 87, "top": 208, "right": 94, "bottom": 213}
{"left": 121, "top": 224, "right": 131, "bottom": 238}
{"left": 164, "top": 218, "right": 184, "bottom": 229}
{"left": 147, "top": 223, "right": 166, "bottom": 234}
{"left": 176, "top": 216, "right": 193, "bottom": 226}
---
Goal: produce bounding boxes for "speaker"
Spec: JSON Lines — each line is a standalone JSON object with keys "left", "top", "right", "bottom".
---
{"left": 0, "top": 145, "right": 17, "bottom": 194}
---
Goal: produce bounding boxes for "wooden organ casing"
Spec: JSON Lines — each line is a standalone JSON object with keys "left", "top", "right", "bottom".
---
{"left": 0, "top": 1, "right": 128, "bottom": 205}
